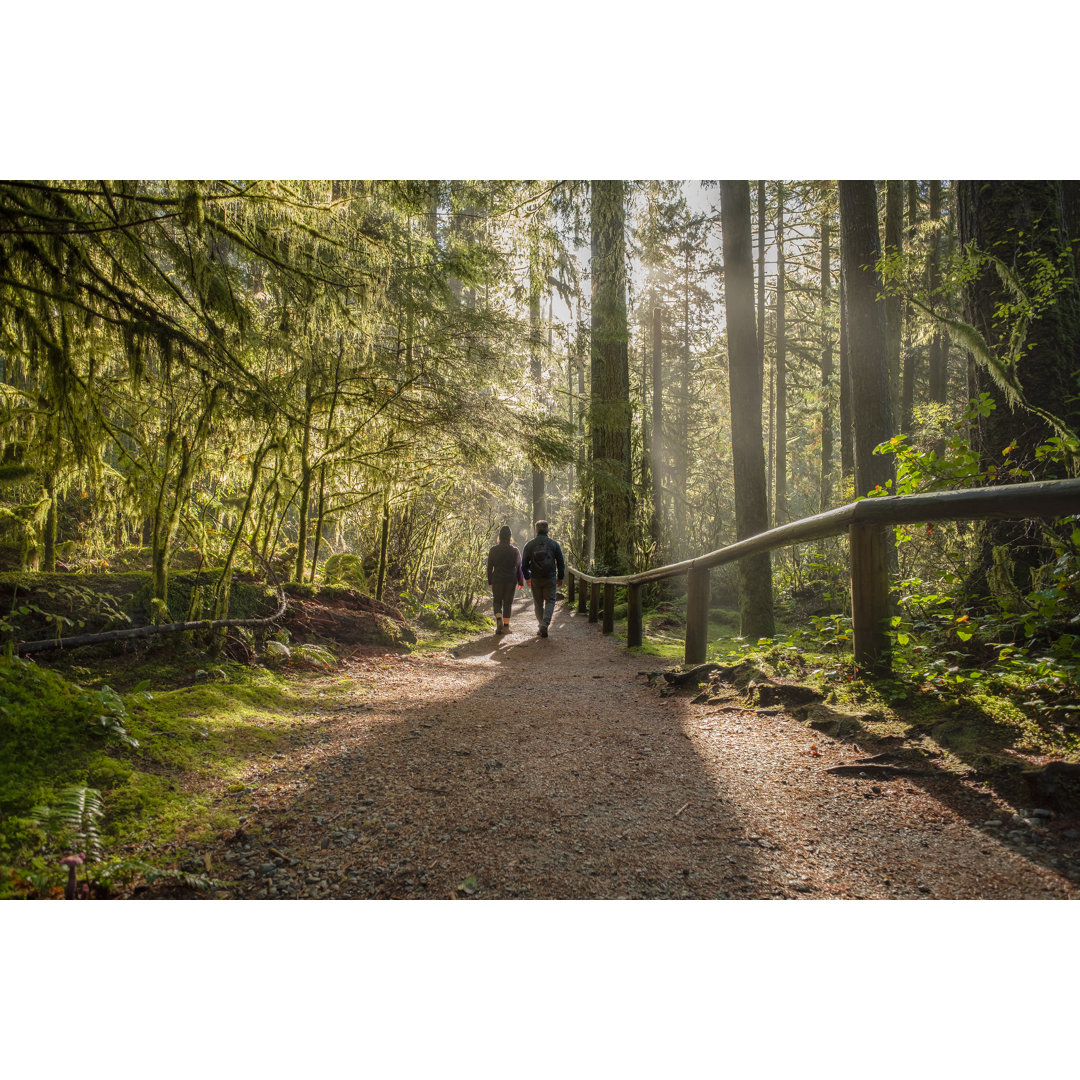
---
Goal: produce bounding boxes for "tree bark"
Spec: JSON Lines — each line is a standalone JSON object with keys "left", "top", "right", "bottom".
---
{"left": 650, "top": 303, "right": 664, "bottom": 550}
{"left": 375, "top": 491, "right": 390, "bottom": 602}
{"left": 884, "top": 181, "right": 904, "bottom": 411}
{"left": 838, "top": 259, "right": 854, "bottom": 479}
{"left": 819, "top": 203, "right": 834, "bottom": 511}
{"left": 927, "top": 180, "right": 948, "bottom": 405}
{"left": 589, "top": 180, "right": 634, "bottom": 573}
{"left": 774, "top": 182, "right": 788, "bottom": 525}
{"left": 720, "top": 180, "right": 775, "bottom": 639}
{"left": 839, "top": 181, "right": 896, "bottom": 499}
{"left": 530, "top": 227, "right": 547, "bottom": 523}
{"left": 956, "top": 179, "right": 1080, "bottom": 596}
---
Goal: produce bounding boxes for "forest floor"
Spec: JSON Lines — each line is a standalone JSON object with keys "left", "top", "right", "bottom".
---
{"left": 136, "top": 595, "right": 1080, "bottom": 900}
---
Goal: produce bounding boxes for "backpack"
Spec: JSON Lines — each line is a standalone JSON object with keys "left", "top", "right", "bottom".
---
{"left": 530, "top": 536, "right": 556, "bottom": 578}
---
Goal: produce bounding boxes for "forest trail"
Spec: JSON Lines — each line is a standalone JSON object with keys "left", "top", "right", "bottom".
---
{"left": 191, "top": 597, "right": 1079, "bottom": 900}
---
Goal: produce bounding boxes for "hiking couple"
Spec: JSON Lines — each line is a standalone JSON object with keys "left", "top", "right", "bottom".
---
{"left": 485, "top": 520, "right": 565, "bottom": 638}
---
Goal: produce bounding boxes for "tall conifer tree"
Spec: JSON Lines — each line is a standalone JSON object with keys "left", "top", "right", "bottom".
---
{"left": 720, "top": 181, "right": 774, "bottom": 638}
{"left": 589, "top": 180, "right": 633, "bottom": 572}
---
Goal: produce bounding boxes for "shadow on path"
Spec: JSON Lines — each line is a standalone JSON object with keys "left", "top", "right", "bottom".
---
{"left": 214, "top": 596, "right": 764, "bottom": 899}
{"left": 198, "top": 597, "right": 1078, "bottom": 900}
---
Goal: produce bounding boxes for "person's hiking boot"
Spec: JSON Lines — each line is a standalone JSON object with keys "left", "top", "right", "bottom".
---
{"left": 540, "top": 623, "right": 548, "bottom": 638}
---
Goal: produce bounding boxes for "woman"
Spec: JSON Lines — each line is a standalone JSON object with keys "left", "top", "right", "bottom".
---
{"left": 486, "top": 525, "right": 524, "bottom": 635}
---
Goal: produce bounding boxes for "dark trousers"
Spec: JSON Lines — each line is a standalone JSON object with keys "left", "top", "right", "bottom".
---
{"left": 531, "top": 576, "right": 556, "bottom": 628}
{"left": 492, "top": 581, "right": 515, "bottom": 619}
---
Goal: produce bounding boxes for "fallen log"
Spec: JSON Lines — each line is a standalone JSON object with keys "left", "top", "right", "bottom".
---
{"left": 16, "top": 587, "right": 288, "bottom": 655}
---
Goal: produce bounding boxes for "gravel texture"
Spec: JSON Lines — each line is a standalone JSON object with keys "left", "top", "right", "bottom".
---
{"left": 177, "top": 597, "right": 1080, "bottom": 901}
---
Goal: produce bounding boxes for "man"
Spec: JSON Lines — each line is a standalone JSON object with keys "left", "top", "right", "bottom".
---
{"left": 521, "top": 519, "right": 565, "bottom": 638}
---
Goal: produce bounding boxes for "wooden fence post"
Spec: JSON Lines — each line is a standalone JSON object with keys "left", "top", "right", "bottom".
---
{"left": 849, "top": 523, "right": 892, "bottom": 673}
{"left": 602, "top": 583, "right": 615, "bottom": 634}
{"left": 627, "top": 582, "right": 642, "bottom": 647}
{"left": 589, "top": 582, "right": 600, "bottom": 623}
{"left": 567, "top": 572, "right": 576, "bottom": 605}
{"left": 684, "top": 566, "right": 710, "bottom": 665}
{"left": 577, "top": 577, "right": 588, "bottom": 614}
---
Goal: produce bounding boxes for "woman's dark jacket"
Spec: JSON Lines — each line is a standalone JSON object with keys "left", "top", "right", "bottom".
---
{"left": 487, "top": 543, "right": 525, "bottom": 586}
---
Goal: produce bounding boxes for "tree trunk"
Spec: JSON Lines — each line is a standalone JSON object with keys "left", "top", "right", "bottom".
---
{"left": 308, "top": 462, "right": 328, "bottom": 583}
{"left": 900, "top": 180, "right": 919, "bottom": 433}
{"left": 530, "top": 229, "right": 547, "bottom": 523}
{"left": 650, "top": 303, "right": 664, "bottom": 551}
{"left": 884, "top": 181, "right": 904, "bottom": 410}
{"left": 720, "top": 181, "right": 775, "bottom": 639}
{"left": 839, "top": 258, "right": 854, "bottom": 479}
{"left": 1063, "top": 181, "right": 1080, "bottom": 283}
{"left": 956, "top": 179, "right": 1080, "bottom": 596}
{"left": 293, "top": 391, "right": 315, "bottom": 584}
{"left": 775, "top": 182, "right": 787, "bottom": 525}
{"left": 152, "top": 385, "right": 222, "bottom": 606}
{"left": 674, "top": 253, "right": 691, "bottom": 549}
{"left": 839, "top": 181, "right": 895, "bottom": 499}
{"left": 589, "top": 180, "right": 633, "bottom": 573}
{"left": 375, "top": 491, "right": 390, "bottom": 602}
{"left": 927, "top": 180, "right": 948, "bottom": 406}
{"left": 758, "top": 181, "right": 771, "bottom": 519}
{"left": 42, "top": 478, "right": 57, "bottom": 572}
{"left": 214, "top": 438, "right": 273, "bottom": 620}
{"left": 819, "top": 204, "right": 834, "bottom": 512}
{"left": 840, "top": 181, "right": 895, "bottom": 671}
{"left": 576, "top": 314, "right": 592, "bottom": 564}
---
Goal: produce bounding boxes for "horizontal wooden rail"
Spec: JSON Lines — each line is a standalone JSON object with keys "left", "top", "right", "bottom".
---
{"left": 567, "top": 478, "right": 1080, "bottom": 670}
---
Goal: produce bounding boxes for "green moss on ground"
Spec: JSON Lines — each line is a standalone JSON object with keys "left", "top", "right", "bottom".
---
{"left": 0, "top": 654, "right": 317, "bottom": 899}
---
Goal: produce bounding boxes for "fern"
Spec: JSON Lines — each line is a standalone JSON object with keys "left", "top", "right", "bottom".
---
{"left": 31, "top": 785, "right": 104, "bottom": 862}
{"left": 94, "top": 857, "right": 227, "bottom": 894}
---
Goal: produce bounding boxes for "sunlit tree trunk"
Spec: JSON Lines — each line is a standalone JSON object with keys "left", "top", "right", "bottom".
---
{"left": 530, "top": 226, "right": 547, "bottom": 523}
{"left": 756, "top": 181, "right": 772, "bottom": 523}
{"left": 774, "top": 182, "right": 787, "bottom": 525}
{"left": 672, "top": 250, "right": 691, "bottom": 549}
{"left": 575, "top": 311, "right": 593, "bottom": 564}
{"left": 215, "top": 436, "right": 274, "bottom": 620}
{"left": 757, "top": 182, "right": 767, "bottom": 379}
{"left": 293, "top": 388, "right": 315, "bottom": 584}
{"left": 927, "top": 180, "right": 948, "bottom": 406}
{"left": 899, "top": 181, "right": 919, "bottom": 433}
{"left": 589, "top": 180, "right": 633, "bottom": 573}
{"left": 650, "top": 303, "right": 664, "bottom": 552}
{"left": 838, "top": 254, "right": 855, "bottom": 482}
{"left": 819, "top": 203, "right": 835, "bottom": 511}
{"left": 721, "top": 180, "right": 774, "bottom": 638}
{"left": 151, "top": 385, "right": 223, "bottom": 606}
{"left": 375, "top": 490, "right": 390, "bottom": 602}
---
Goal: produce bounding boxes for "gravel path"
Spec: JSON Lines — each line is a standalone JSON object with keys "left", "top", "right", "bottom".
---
{"left": 200, "top": 597, "right": 1080, "bottom": 900}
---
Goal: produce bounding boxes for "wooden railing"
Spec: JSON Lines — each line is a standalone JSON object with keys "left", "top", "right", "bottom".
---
{"left": 565, "top": 478, "right": 1080, "bottom": 670}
